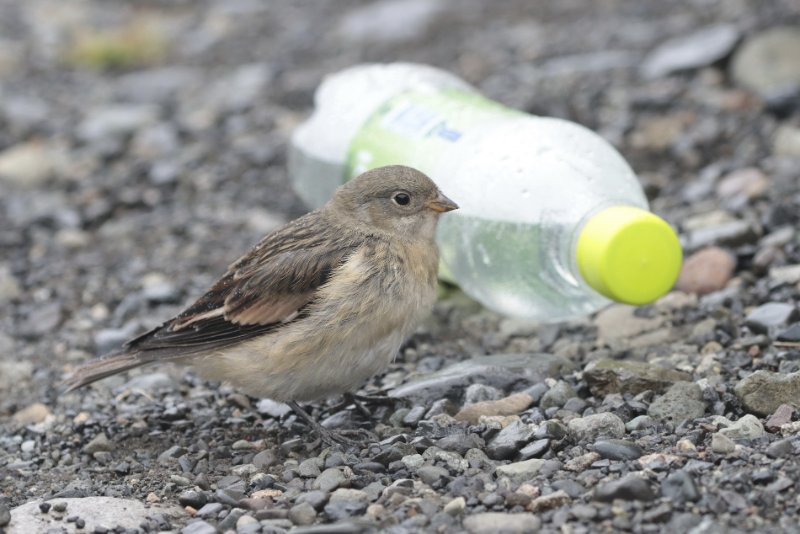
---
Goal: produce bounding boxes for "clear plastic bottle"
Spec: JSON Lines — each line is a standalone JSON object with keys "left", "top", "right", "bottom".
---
{"left": 288, "top": 63, "right": 682, "bottom": 321}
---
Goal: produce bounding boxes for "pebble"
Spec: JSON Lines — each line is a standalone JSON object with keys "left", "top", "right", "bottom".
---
{"left": 594, "top": 474, "right": 658, "bottom": 502}
{"left": 731, "top": 27, "right": 800, "bottom": 97}
{"left": 765, "top": 404, "right": 794, "bottom": 432}
{"left": 662, "top": 471, "right": 701, "bottom": 502}
{"left": 529, "top": 489, "right": 571, "bottom": 512}
{"left": 735, "top": 370, "right": 800, "bottom": 416}
{"left": 774, "top": 124, "right": 800, "bottom": 157}
{"left": 567, "top": 413, "right": 626, "bottom": 441}
{"left": 744, "top": 303, "right": 799, "bottom": 334}
{"left": 495, "top": 458, "right": 545, "bottom": 483}
{"left": 417, "top": 465, "right": 449, "bottom": 485}
{"left": 77, "top": 104, "right": 159, "bottom": 144}
{"left": 539, "top": 381, "right": 576, "bottom": 409}
{"left": 12, "top": 402, "right": 52, "bottom": 425}
{"left": 324, "top": 489, "right": 369, "bottom": 521}
{"left": 716, "top": 414, "right": 766, "bottom": 440}
{"left": 711, "top": 432, "right": 736, "bottom": 454}
{"left": 454, "top": 392, "right": 534, "bottom": 424}
{"left": 256, "top": 398, "right": 292, "bottom": 418}
{"left": 0, "top": 503, "right": 9, "bottom": 527}
{"left": 676, "top": 247, "right": 736, "bottom": 295}
{"left": 593, "top": 439, "right": 645, "bottom": 461}
{"left": 314, "top": 468, "right": 348, "bottom": 492}
{"left": 463, "top": 512, "right": 541, "bottom": 534}
{"left": 337, "top": 0, "right": 445, "bottom": 44}
{"left": 443, "top": 496, "right": 466, "bottom": 516}
{"left": 0, "top": 141, "right": 57, "bottom": 188}
{"left": 289, "top": 502, "right": 317, "bottom": 526}
{"left": 82, "top": 433, "right": 112, "bottom": 454}
{"left": 648, "top": 382, "right": 706, "bottom": 423}
{"left": 770, "top": 264, "right": 800, "bottom": 286}
{"left": 716, "top": 168, "right": 769, "bottom": 202}
{"left": 486, "top": 419, "right": 537, "bottom": 460}
{"left": 584, "top": 358, "right": 691, "bottom": 396}
{"left": 641, "top": 23, "right": 739, "bottom": 79}
{"left": 766, "top": 439, "right": 794, "bottom": 459}
{"left": 181, "top": 520, "right": 218, "bottom": 534}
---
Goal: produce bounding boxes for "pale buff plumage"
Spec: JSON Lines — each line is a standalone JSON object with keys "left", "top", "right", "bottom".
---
{"left": 65, "top": 166, "right": 457, "bottom": 413}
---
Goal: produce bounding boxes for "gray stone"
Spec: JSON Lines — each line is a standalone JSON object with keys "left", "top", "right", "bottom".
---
{"left": 298, "top": 458, "right": 322, "bottom": 478}
{"left": 324, "top": 488, "right": 369, "bottom": 521}
{"left": 196, "top": 502, "right": 224, "bottom": 518}
{"left": 594, "top": 474, "right": 657, "bottom": 502}
{"left": 593, "top": 439, "right": 645, "bottom": 461}
{"left": 417, "top": 465, "right": 449, "bottom": 485}
{"left": 716, "top": 414, "right": 765, "bottom": 440}
{"left": 584, "top": 358, "right": 691, "bottom": 396}
{"left": 641, "top": 23, "right": 739, "bottom": 78}
{"left": 495, "top": 458, "right": 546, "bottom": 483}
{"left": 0, "top": 141, "right": 58, "bottom": 188}
{"left": 0, "top": 503, "right": 9, "bottom": 528}
{"left": 567, "top": 413, "right": 626, "bottom": 442}
{"left": 539, "top": 381, "right": 576, "bottom": 409}
{"left": 486, "top": 420, "right": 537, "bottom": 460}
{"left": 685, "top": 219, "right": 758, "bottom": 249}
{"left": 9, "top": 497, "right": 182, "bottom": 533}
{"left": 390, "top": 353, "right": 575, "bottom": 401}
{"left": 648, "top": 382, "right": 706, "bottom": 423}
{"left": 314, "top": 467, "right": 348, "bottom": 492}
{"left": 735, "top": 370, "right": 800, "bottom": 416}
{"left": 83, "top": 433, "right": 112, "bottom": 454}
{"left": 463, "top": 383, "right": 500, "bottom": 405}
{"left": 711, "top": 432, "right": 736, "bottom": 454}
{"left": 731, "top": 27, "right": 800, "bottom": 97}
{"left": 744, "top": 303, "right": 799, "bottom": 334}
{"left": 182, "top": 520, "right": 218, "bottom": 534}
{"left": 464, "top": 512, "right": 541, "bottom": 533}
{"left": 338, "top": 0, "right": 445, "bottom": 44}
{"left": 116, "top": 66, "right": 201, "bottom": 103}
{"left": 253, "top": 449, "right": 278, "bottom": 469}
{"left": 257, "top": 398, "right": 292, "bottom": 418}
{"left": 289, "top": 502, "right": 317, "bottom": 526}
{"left": 662, "top": 471, "right": 700, "bottom": 502}
{"left": 78, "top": 104, "right": 159, "bottom": 143}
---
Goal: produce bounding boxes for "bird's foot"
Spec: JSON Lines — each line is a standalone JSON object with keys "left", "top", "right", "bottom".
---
{"left": 288, "top": 401, "right": 376, "bottom": 448}
{"left": 340, "top": 392, "right": 405, "bottom": 419}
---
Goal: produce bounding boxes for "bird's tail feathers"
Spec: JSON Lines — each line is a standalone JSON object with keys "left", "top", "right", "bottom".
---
{"left": 63, "top": 352, "right": 145, "bottom": 392}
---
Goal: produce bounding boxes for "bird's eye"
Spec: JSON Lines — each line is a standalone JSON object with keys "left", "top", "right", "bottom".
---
{"left": 392, "top": 192, "right": 411, "bottom": 206}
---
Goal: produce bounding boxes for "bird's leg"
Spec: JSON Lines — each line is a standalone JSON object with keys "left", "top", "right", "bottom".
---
{"left": 287, "top": 401, "right": 373, "bottom": 447}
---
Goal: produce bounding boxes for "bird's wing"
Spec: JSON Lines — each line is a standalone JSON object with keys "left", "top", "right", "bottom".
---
{"left": 125, "top": 214, "right": 359, "bottom": 360}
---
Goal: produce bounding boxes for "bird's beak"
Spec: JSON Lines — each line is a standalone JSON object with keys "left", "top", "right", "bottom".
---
{"left": 427, "top": 192, "right": 459, "bottom": 213}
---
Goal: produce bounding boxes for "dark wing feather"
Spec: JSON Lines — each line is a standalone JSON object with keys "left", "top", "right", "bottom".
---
{"left": 125, "top": 212, "right": 359, "bottom": 360}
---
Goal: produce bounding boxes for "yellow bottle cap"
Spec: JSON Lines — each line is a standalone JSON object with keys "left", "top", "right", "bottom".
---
{"left": 576, "top": 206, "right": 682, "bottom": 305}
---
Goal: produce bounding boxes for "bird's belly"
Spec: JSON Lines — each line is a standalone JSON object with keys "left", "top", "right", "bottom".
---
{"left": 193, "top": 324, "right": 407, "bottom": 402}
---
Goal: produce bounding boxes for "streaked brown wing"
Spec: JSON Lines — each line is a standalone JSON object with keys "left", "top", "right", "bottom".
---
{"left": 125, "top": 213, "right": 359, "bottom": 359}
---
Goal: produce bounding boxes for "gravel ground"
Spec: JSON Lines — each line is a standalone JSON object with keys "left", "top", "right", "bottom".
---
{"left": 3, "top": 1, "right": 800, "bottom": 533}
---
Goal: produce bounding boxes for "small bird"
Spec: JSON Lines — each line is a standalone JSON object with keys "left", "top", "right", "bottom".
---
{"left": 66, "top": 165, "right": 458, "bottom": 443}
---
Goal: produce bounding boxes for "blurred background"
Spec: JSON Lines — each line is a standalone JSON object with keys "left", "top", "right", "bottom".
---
{"left": 1, "top": 0, "right": 800, "bottom": 403}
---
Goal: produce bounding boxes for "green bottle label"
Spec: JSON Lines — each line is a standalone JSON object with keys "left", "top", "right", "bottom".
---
{"left": 344, "top": 88, "right": 521, "bottom": 181}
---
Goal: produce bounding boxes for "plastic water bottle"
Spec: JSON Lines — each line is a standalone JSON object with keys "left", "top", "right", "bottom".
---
{"left": 288, "top": 63, "right": 682, "bottom": 321}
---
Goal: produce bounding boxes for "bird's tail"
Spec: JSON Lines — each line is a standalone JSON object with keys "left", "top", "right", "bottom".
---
{"left": 63, "top": 352, "right": 145, "bottom": 392}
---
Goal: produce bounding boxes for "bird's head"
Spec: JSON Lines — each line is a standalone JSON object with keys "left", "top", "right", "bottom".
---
{"left": 329, "top": 165, "right": 458, "bottom": 240}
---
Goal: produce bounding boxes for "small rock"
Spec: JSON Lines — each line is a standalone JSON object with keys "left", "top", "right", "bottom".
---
{"left": 648, "top": 382, "right": 706, "bottom": 423}
{"left": 593, "top": 439, "right": 645, "bottom": 461}
{"left": 626, "top": 415, "right": 657, "bottom": 432}
{"left": 710, "top": 432, "right": 736, "bottom": 454}
{"left": 443, "top": 496, "right": 466, "bottom": 516}
{"left": 661, "top": 471, "right": 700, "bottom": 502}
{"left": 770, "top": 265, "right": 800, "bottom": 286}
{"left": 676, "top": 247, "right": 736, "bottom": 295}
{"left": 196, "top": 503, "right": 223, "bottom": 518}
{"left": 77, "top": 104, "right": 159, "bottom": 144}
{"left": 584, "top": 358, "right": 691, "bottom": 396}
{"left": 731, "top": 27, "right": 800, "bottom": 97}
{"left": 0, "top": 503, "right": 9, "bottom": 527}
{"left": 641, "top": 23, "right": 739, "bottom": 78}
{"left": 314, "top": 468, "right": 347, "bottom": 492}
{"left": 454, "top": 393, "right": 534, "bottom": 424}
{"left": 594, "top": 305, "right": 664, "bottom": 342}
{"left": 463, "top": 383, "right": 501, "bottom": 405}
{"left": 181, "top": 520, "right": 217, "bottom": 534}
{"left": 0, "top": 141, "right": 57, "bottom": 188}
{"left": 716, "top": 414, "right": 765, "bottom": 440}
{"left": 253, "top": 450, "right": 278, "bottom": 469}
{"left": 178, "top": 490, "right": 207, "bottom": 509}
{"left": 83, "top": 433, "right": 112, "bottom": 454}
{"left": 529, "top": 489, "right": 571, "bottom": 512}
{"left": 766, "top": 438, "right": 794, "bottom": 458}
{"left": 539, "top": 382, "right": 576, "bottom": 410}
{"left": 766, "top": 404, "right": 794, "bottom": 432}
{"left": 337, "top": 0, "right": 446, "bottom": 44}
{"left": 288, "top": 502, "right": 317, "bottom": 526}
{"left": 495, "top": 459, "right": 546, "bottom": 483}
{"left": 567, "top": 413, "right": 626, "bottom": 441}
{"left": 12, "top": 402, "right": 52, "bottom": 425}
{"left": 774, "top": 124, "right": 800, "bottom": 157}
{"left": 257, "top": 398, "right": 292, "bottom": 418}
{"left": 298, "top": 458, "right": 322, "bottom": 478}
{"left": 744, "top": 303, "right": 799, "bottom": 335}
{"left": 735, "top": 370, "right": 800, "bottom": 416}
{"left": 324, "top": 488, "right": 369, "bottom": 521}
{"left": 463, "top": 512, "right": 541, "bottom": 534}
{"left": 417, "top": 465, "right": 449, "bottom": 485}
{"left": 716, "top": 168, "right": 769, "bottom": 201}
{"left": 486, "top": 420, "right": 537, "bottom": 460}
{"left": 594, "top": 474, "right": 657, "bottom": 502}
